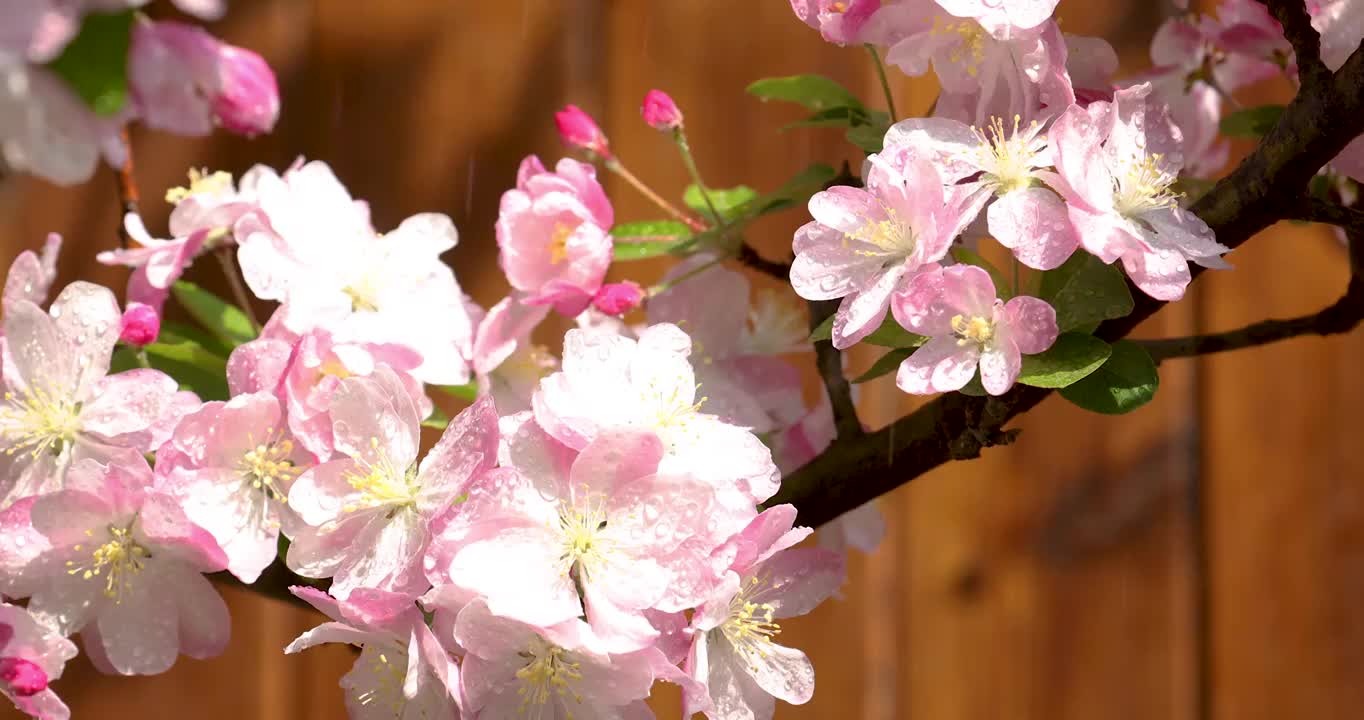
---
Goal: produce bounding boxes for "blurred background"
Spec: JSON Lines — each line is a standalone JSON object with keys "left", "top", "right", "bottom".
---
{"left": 2, "top": 0, "right": 1362, "bottom": 718}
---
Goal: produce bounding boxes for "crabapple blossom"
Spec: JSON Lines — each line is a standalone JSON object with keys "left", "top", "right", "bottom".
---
{"left": 533, "top": 323, "right": 781, "bottom": 512}
{"left": 435, "top": 424, "right": 725, "bottom": 651}
{"left": 1063, "top": 34, "right": 1119, "bottom": 105}
{"left": 789, "top": 0, "right": 881, "bottom": 45}
{"left": 154, "top": 392, "right": 310, "bottom": 583}
{"left": 455, "top": 599, "right": 662, "bottom": 719}
{"left": 684, "top": 505, "right": 846, "bottom": 720}
{"left": 0, "top": 458, "right": 230, "bottom": 676}
{"left": 592, "top": 281, "right": 645, "bottom": 316}
{"left": 286, "top": 372, "right": 498, "bottom": 599}
{"left": 235, "top": 160, "right": 476, "bottom": 385}
{"left": 884, "top": 114, "right": 1080, "bottom": 269}
{"left": 0, "top": 602, "right": 77, "bottom": 720}
{"left": 2, "top": 233, "right": 60, "bottom": 311}
{"left": 0, "top": 60, "right": 129, "bottom": 186}
{"left": 0, "top": 282, "right": 183, "bottom": 508}
{"left": 129, "top": 19, "right": 279, "bottom": 137}
{"left": 117, "top": 303, "right": 160, "bottom": 347}
{"left": 497, "top": 155, "right": 615, "bottom": 316}
{"left": 641, "top": 89, "right": 684, "bottom": 131}
{"left": 892, "top": 264, "right": 1058, "bottom": 395}
{"left": 790, "top": 143, "right": 960, "bottom": 349}
{"left": 467, "top": 295, "right": 555, "bottom": 415}
{"left": 286, "top": 587, "right": 459, "bottom": 719}
{"left": 1045, "top": 83, "right": 1231, "bottom": 300}
{"left": 554, "top": 104, "right": 611, "bottom": 158}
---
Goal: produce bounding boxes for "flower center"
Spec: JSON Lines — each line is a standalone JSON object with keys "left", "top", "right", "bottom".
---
{"left": 851, "top": 210, "right": 916, "bottom": 258}
{"left": 721, "top": 576, "right": 782, "bottom": 665}
{"left": 559, "top": 500, "right": 611, "bottom": 581}
{"left": 354, "top": 646, "right": 408, "bottom": 715}
{"left": 974, "top": 115, "right": 1043, "bottom": 194}
{"left": 342, "top": 282, "right": 381, "bottom": 313}
{"left": 342, "top": 438, "right": 418, "bottom": 512}
{"left": 165, "top": 168, "right": 233, "bottom": 205}
{"left": 951, "top": 314, "right": 995, "bottom": 346}
{"left": 515, "top": 640, "right": 584, "bottom": 710}
{"left": 238, "top": 432, "right": 298, "bottom": 507}
{"left": 0, "top": 383, "right": 82, "bottom": 460}
{"left": 549, "top": 222, "right": 575, "bottom": 265}
{"left": 1112, "top": 152, "right": 1181, "bottom": 217}
{"left": 931, "top": 16, "right": 988, "bottom": 77}
{"left": 65, "top": 525, "right": 149, "bottom": 603}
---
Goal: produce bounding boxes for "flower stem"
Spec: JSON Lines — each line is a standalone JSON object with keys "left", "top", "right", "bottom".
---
{"left": 675, "top": 130, "right": 725, "bottom": 228}
{"left": 605, "top": 158, "right": 707, "bottom": 232}
{"left": 135, "top": 349, "right": 151, "bottom": 368}
{"left": 866, "top": 44, "right": 898, "bottom": 120}
{"left": 213, "top": 246, "right": 262, "bottom": 332}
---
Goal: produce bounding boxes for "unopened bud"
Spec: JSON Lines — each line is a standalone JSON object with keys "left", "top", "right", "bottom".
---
{"left": 641, "top": 89, "right": 683, "bottom": 131}
{"left": 119, "top": 302, "right": 161, "bottom": 347}
{"left": 591, "top": 282, "right": 644, "bottom": 316}
{"left": 554, "top": 104, "right": 611, "bottom": 159}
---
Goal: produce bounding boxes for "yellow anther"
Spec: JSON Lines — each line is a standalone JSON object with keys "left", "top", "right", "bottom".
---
{"left": 950, "top": 314, "right": 995, "bottom": 345}
{"left": 66, "top": 525, "right": 148, "bottom": 602}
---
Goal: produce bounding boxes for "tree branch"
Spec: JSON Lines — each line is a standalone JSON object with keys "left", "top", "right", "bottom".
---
{"left": 1262, "top": 0, "right": 1329, "bottom": 83}
{"left": 735, "top": 242, "right": 791, "bottom": 281}
{"left": 114, "top": 127, "right": 138, "bottom": 250}
{"left": 1286, "top": 198, "right": 1364, "bottom": 233}
{"left": 772, "top": 38, "right": 1364, "bottom": 528}
{"left": 807, "top": 299, "right": 863, "bottom": 440}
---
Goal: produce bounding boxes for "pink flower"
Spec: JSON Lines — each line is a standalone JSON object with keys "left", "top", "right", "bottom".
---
{"left": 2, "top": 234, "right": 60, "bottom": 312}
{"left": 286, "top": 372, "right": 498, "bottom": 599}
{"left": 454, "top": 599, "right": 660, "bottom": 718}
{"left": 641, "top": 89, "right": 684, "bottom": 130}
{"left": 432, "top": 425, "right": 723, "bottom": 651}
{"left": 154, "top": 392, "right": 311, "bottom": 583}
{"left": 554, "top": 104, "right": 611, "bottom": 158}
{"left": 683, "top": 506, "right": 845, "bottom": 720}
{"left": 497, "top": 155, "right": 615, "bottom": 316}
{"left": 468, "top": 296, "right": 555, "bottom": 415}
{"left": 790, "top": 143, "right": 959, "bottom": 349}
{"left": 865, "top": 1, "right": 1073, "bottom": 125}
{"left": 891, "top": 264, "right": 1057, "bottom": 395}
{"left": 885, "top": 114, "right": 1080, "bottom": 270}
{"left": 0, "top": 63, "right": 128, "bottom": 186}
{"left": 236, "top": 160, "right": 476, "bottom": 385}
{"left": 789, "top": 0, "right": 882, "bottom": 45}
{"left": 591, "top": 281, "right": 644, "bottom": 316}
{"left": 1045, "top": 84, "right": 1231, "bottom": 300}
{"left": 1064, "top": 34, "right": 1119, "bottom": 105}
{"left": 0, "top": 602, "right": 76, "bottom": 720}
{"left": 129, "top": 19, "right": 279, "bottom": 137}
{"left": 0, "top": 282, "right": 183, "bottom": 507}
{"left": 286, "top": 587, "right": 459, "bottom": 718}
{"left": 0, "top": 458, "right": 230, "bottom": 675}
{"left": 278, "top": 328, "right": 428, "bottom": 461}
{"left": 118, "top": 303, "right": 160, "bottom": 347}
{"left": 1309, "top": 0, "right": 1363, "bottom": 72}
{"left": 533, "top": 324, "right": 781, "bottom": 514}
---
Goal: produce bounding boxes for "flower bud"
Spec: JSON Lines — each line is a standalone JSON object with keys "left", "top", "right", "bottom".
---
{"left": 591, "top": 282, "right": 644, "bottom": 316}
{"left": 119, "top": 302, "right": 161, "bottom": 347}
{"left": 212, "top": 45, "right": 280, "bottom": 136}
{"left": 554, "top": 104, "right": 611, "bottom": 158}
{"left": 641, "top": 89, "right": 683, "bottom": 131}
{"left": 0, "top": 657, "right": 49, "bottom": 697}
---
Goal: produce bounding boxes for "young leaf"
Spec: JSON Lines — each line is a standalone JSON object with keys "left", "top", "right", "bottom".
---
{"left": 951, "top": 247, "right": 1013, "bottom": 298}
{"left": 809, "top": 314, "right": 835, "bottom": 343}
{"left": 613, "top": 239, "right": 692, "bottom": 261}
{"left": 46, "top": 10, "right": 134, "bottom": 116}
{"left": 683, "top": 185, "right": 758, "bottom": 222}
{"left": 845, "top": 123, "right": 886, "bottom": 154}
{"left": 957, "top": 371, "right": 987, "bottom": 396}
{"left": 1038, "top": 252, "right": 1135, "bottom": 332}
{"left": 1016, "top": 333, "right": 1112, "bottom": 388}
{"left": 610, "top": 220, "right": 693, "bottom": 240}
{"left": 747, "top": 75, "right": 864, "bottom": 112}
{"left": 782, "top": 106, "right": 873, "bottom": 131}
{"left": 435, "top": 383, "right": 479, "bottom": 402}
{"left": 141, "top": 330, "right": 231, "bottom": 401}
{"left": 1059, "top": 340, "right": 1159, "bottom": 414}
{"left": 172, "top": 281, "right": 259, "bottom": 348}
{"left": 422, "top": 406, "right": 450, "bottom": 430}
{"left": 751, "top": 163, "right": 837, "bottom": 216}
{"left": 1219, "top": 104, "right": 1285, "bottom": 138}
{"left": 853, "top": 347, "right": 914, "bottom": 384}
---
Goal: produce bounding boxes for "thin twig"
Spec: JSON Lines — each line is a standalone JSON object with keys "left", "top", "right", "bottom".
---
{"left": 213, "top": 246, "right": 262, "bottom": 332}
{"left": 735, "top": 243, "right": 791, "bottom": 281}
{"left": 866, "top": 44, "right": 899, "bottom": 120}
{"left": 114, "top": 127, "right": 139, "bottom": 249}
{"left": 605, "top": 158, "right": 707, "bottom": 232}
{"left": 675, "top": 131, "right": 723, "bottom": 228}
{"left": 1286, "top": 198, "right": 1364, "bottom": 234}
{"left": 808, "top": 299, "right": 862, "bottom": 441}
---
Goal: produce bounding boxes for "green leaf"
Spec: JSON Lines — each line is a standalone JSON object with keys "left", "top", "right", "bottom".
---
{"left": 782, "top": 106, "right": 873, "bottom": 131}
{"left": 808, "top": 312, "right": 925, "bottom": 349}
{"left": 852, "top": 347, "right": 914, "bottom": 384}
{"left": 683, "top": 185, "right": 758, "bottom": 222}
{"left": 1059, "top": 340, "right": 1159, "bottom": 414}
{"left": 613, "top": 239, "right": 692, "bottom": 261}
{"left": 172, "top": 281, "right": 258, "bottom": 348}
{"left": 751, "top": 163, "right": 837, "bottom": 216}
{"left": 141, "top": 330, "right": 231, "bottom": 401}
{"left": 746, "top": 75, "right": 864, "bottom": 112}
{"left": 1219, "top": 104, "right": 1285, "bottom": 138}
{"left": 1038, "top": 252, "right": 1135, "bottom": 332}
{"left": 957, "top": 371, "right": 987, "bottom": 396}
{"left": 845, "top": 123, "right": 886, "bottom": 154}
{"left": 610, "top": 220, "right": 693, "bottom": 240}
{"left": 160, "top": 321, "right": 232, "bottom": 358}
{"left": 1016, "top": 333, "right": 1112, "bottom": 388}
{"left": 422, "top": 406, "right": 450, "bottom": 430}
{"left": 46, "top": 11, "right": 134, "bottom": 117}
{"left": 951, "top": 247, "right": 1013, "bottom": 298}
{"left": 435, "top": 383, "right": 479, "bottom": 402}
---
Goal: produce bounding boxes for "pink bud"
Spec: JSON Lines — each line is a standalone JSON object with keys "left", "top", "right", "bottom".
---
{"left": 212, "top": 45, "right": 280, "bottom": 136}
{"left": 119, "top": 302, "right": 161, "bottom": 347}
{"left": 591, "top": 282, "right": 644, "bottom": 316}
{"left": 641, "top": 89, "right": 683, "bottom": 131}
{"left": 0, "top": 657, "right": 48, "bottom": 697}
{"left": 554, "top": 105, "right": 611, "bottom": 158}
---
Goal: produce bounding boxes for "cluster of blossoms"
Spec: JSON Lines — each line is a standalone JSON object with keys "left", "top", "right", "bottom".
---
{"left": 0, "top": 0, "right": 1358, "bottom": 717}
{"left": 1, "top": 0, "right": 278, "bottom": 185}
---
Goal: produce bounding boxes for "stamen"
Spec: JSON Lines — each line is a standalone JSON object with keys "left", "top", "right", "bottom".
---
{"left": 950, "top": 314, "right": 995, "bottom": 346}
{"left": 65, "top": 525, "right": 149, "bottom": 603}
{"left": 515, "top": 640, "right": 585, "bottom": 713}
{"left": 341, "top": 438, "right": 418, "bottom": 512}
{"left": 0, "top": 380, "right": 82, "bottom": 460}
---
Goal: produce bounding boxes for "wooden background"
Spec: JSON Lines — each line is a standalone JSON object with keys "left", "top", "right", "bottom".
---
{"left": 2, "top": 1, "right": 1362, "bottom": 718}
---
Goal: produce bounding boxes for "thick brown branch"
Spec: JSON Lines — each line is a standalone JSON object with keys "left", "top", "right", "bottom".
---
{"left": 736, "top": 242, "right": 791, "bottom": 280}
{"left": 1262, "top": 0, "right": 1328, "bottom": 82}
{"left": 1286, "top": 198, "right": 1364, "bottom": 234}
{"left": 774, "top": 39, "right": 1364, "bottom": 528}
